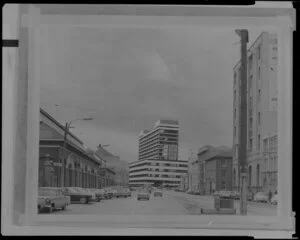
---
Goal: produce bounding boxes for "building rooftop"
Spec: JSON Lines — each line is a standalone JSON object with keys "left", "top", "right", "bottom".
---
{"left": 233, "top": 31, "right": 278, "bottom": 70}
{"left": 157, "top": 120, "right": 179, "bottom": 125}
{"left": 40, "top": 108, "right": 83, "bottom": 145}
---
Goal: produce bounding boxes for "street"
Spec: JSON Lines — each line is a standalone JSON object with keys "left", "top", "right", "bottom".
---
{"left": 51, "top": 190, "right": 277, "bottom": 216}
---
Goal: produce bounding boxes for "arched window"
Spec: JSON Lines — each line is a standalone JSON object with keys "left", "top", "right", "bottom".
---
{"left": 256, "top": 164, "right": 260, "bottom": 187}
{"left": 233, "top": 168, "right": 236, "bottom": 187}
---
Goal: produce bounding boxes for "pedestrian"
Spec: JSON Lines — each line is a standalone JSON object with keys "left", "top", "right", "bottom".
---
{"left": 268, "top": 190, "right": 272, "bottom": 203}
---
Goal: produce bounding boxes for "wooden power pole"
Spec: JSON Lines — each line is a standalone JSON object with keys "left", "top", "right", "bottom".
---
{"left": 235, "top": 29, "right": 248, "bottom": 215}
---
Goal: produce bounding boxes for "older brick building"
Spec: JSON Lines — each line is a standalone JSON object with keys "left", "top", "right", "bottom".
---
{"left": 191, "top": 145, "right": 233, "bottom": 195}
{"left": 39, "top": 108, "right": 102, "bottom": 188}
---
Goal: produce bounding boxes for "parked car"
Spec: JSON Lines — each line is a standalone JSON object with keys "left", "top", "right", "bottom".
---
{"left": 62, "top": 187, "right": 91, "bottom": 204}
{"left": 38, "top": 187, "right": 69, "bottom": 213}
{"left": 87, "top": 188, "right": 101, "bottom": 202}
{"left": 213, "top": 191, "right": 220, "bottom": 196}
{"left": 97, "top": 189, "right": 107, "bottom": 199}
{"left": 217, "top": 190, "right": 228, "bottom": 198}
{"left": 254, "top": 192, "right": 268, "bottom": 203}
{"left": 116, "top": 188, "right": 128, "bottom": 198}
{"left": 230, "top": 191, "right": 240, "bottom": 200}
{"left": 137, "top": 190, "right": 150, "bottom": 201}
{"left": 125, "top": 188, "right": 132, "bottom": 197}
{"left": 187, "top": 190, "right": 194, "bottom": 195}
{"left": 153, "top": 190, "right": 163, "bottom": 197}
{"left": 103, "top": 189, "right": 113, "bottom": 199}
{"left": 247, "top": 191, "right": 254, "bottom": 201}
{"left": 271, "top": 194, "right": 278, "bottom": 205}
{"left": 193, "top": 191, "right": 201, "bottom": 195}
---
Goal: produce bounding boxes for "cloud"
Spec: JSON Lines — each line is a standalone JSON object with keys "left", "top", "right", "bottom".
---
{"left": 40, "top": 25, "right": 267, "bottom": 163}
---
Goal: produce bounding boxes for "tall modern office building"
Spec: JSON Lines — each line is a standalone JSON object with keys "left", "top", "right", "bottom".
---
{"left": 138, "top": 120, "right": 179, "bottom": 161}
{"left": 232, "top": 32, "right": 277, "bottom": 193}
{"left": 129, "top": 120, "right": 187, "bottom": 188}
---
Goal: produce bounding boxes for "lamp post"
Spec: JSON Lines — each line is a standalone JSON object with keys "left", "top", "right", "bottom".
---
{"left": 60, "top": 117, "right": 93, "bottom": 187}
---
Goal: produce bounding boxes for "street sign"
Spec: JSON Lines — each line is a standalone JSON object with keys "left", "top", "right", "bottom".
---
{"left": 53, "top": 162, "right": 62, "bottom": 167}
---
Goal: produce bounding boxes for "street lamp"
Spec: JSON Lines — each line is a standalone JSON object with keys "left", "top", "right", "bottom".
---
{"left": 60, "top": 117, "right": 94, "bottom": 187}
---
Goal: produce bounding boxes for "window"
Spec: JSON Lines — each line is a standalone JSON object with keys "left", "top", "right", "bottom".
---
{"left": 257, "top": 45, "right": 261, "bottom": 60}
{"left": 233, "top": 168, "right": 236, "bottom": 187}
{"left": 234, "top": 90, "right": 237, "bottom": 103}
{"left": 258, "top": 66, "right": 261, "bottom": 81}
{"left": 258, "top": 135, "right": 261, "bottom": 151}
{"left": 258, "top": 89, "right": 261, "bottom": 102}
{"left": 249, "top": 75, "right": 253, "bottom": 90}
{"left": 256, "top": 164, "right": 260, "bottom": 186}
{"left": 249, "top": 139, "right": 253, "bottom": 151}
{"left": 258, "top": 112, "right": 261, "bottom": 125}
{"left": 248, "top": 165, "right": 252, "bottom": 187}
{"left": 249, "top": 54, "right": 253, "bottom": 70}
{"left": 234, "top": 72, "right": 236, "bottom": 86}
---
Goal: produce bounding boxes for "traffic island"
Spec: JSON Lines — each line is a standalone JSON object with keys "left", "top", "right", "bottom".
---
{"left": 201, "top": 208, "right": 237, "bottom": 215}
{"left": 200, "top": 195, "right": 236, "bottom": 215}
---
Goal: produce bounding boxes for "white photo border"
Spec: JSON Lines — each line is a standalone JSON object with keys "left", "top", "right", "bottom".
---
{"left": 2, "top": 3, "right": 295, "bottom": 237}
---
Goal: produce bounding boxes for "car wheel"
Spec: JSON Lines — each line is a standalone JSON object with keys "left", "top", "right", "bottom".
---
{"left": 62, "top": 205, "right": 67, "bottom": 210}
{"left": 80, "top": 197, "right": 87, "bottom": 204}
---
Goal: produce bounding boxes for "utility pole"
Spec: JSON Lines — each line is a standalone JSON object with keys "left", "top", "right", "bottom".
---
{"left": 235, "top": 29, "right": 248, "bottom": 215}
{"left": 61, "top": 122, "right": 69, "bottom": 187}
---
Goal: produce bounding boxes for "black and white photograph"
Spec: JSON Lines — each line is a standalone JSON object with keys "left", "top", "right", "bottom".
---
{"left": 2, "top": 3, "right": 295, "bottom": 237}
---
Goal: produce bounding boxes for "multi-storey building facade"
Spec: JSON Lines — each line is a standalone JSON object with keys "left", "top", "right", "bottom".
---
{"left": 262, "top": 133, "right": 277, "bottom": 194}
{"left": 129, "top": 159, "right": 188, "bottom": 187}
{"left": 204, "top": 153, "right": 233, "bottom": 195}
{"left": 188, "top": 151, "right": 198, "bottom": 192}
{"left": 95, "top": 145, "right": 129, "bottom": 187}
{"left": 233, "top": 32, "right": 277, "bottom": 193}
{"left": 180, "top": 174, "right": 188, "bottom": 191}
{"left": 138, "top": 120, "right": 179, "bottom": 161}
{"left": 130, "top": 119, "right": 186, "bottom": 188}
{"left": 188, "top": 145, "right": 232, "bottom": 194}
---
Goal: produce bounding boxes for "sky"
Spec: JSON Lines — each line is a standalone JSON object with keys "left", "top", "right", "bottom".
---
{"left": 39, "top": 23, "right": 265, "bottom": 163}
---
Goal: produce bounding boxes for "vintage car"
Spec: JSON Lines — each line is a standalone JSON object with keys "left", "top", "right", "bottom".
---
{"left": 102, "top": 188, "right": 113, "bottom": 199}
{"left": 271, "top": 194, "right": 278, "bottom": 205}
{"left": 89, "top": 188, "right": 103, "bottom": 201}
{"left": 38, "top": 187, "right": 69, "bottom": 213}
{"left": 137, "top": 190, "right": 150, "bottom": 201}
{"left": 253, "top": 192, "right": 268, "bottom": 203}
{"left": 80, "top": 188, "right": 98, "bottom": 202}
{"left": 125, "top": 188, "right": 132, "bottom": 197}
{"left": 62, "top": 187, "right": 92, "bottom": 204}
{"left": 153, "top": 190, "right": 163, "bottom": 197}
{"left": 116, "top": 188, "right": 128, "bottom": 198}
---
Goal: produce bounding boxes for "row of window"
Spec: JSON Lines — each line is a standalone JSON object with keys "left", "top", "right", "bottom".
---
{"left": 129, "top": 168, "right": 187, "bottom": 174}
{"left": 130, "top": 174, "right": 182, "bottom": 179}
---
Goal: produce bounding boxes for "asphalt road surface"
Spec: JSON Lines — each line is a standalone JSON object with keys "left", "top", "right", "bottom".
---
{"left": 52, "top": 190, "right": 277, "bottom": 216}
